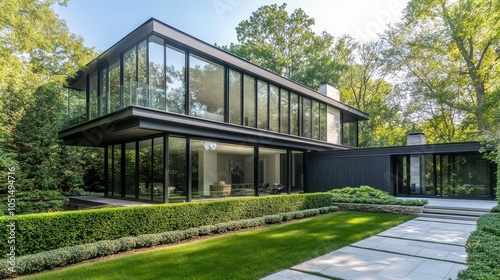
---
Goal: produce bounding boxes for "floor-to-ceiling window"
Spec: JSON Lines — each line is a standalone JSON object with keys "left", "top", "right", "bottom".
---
{"left": 258, "top": 148, "right": 288, "bottom": 195}
{"left": 124, "top": 142, "right": 137, "bottom": 198}
{"left": 292, "top": 151, "right": 304, "bottom": 193}
{"left": 191, "top": 140, "right": 254, "bottom": 200}
{"left": 112, "top": 144, "right": 122, "bottom": 197}
{"left": 123, "top": 47, "right": 137, "bottom": 107}
{"left": 166, "top": 45, "right": 186, "bottom": 114}
{"left": 269, "top": 85, "right": 279, "bottom": 132}
{"left": 280, "top": 89, "right": 289, "bottom": 134}
{"left": 168, "top": 136, "right": 187, "bottom": 202}
{"left": 88, "top": 72, "right": 98, "bottom": 120}
{"left": 396, "top": 153, "right": 495, "bottom": 198}
{"left": 244, "top": 75, "right": 256, "bottom": 127}
{"left": 148, "top": 36, "right": 165, "bottom": 111}
{"left": 109, "top": 60, "right": 121, "bottom": 112}
{"left": 229, "top": 70, "right": 242, "bottom": 125}
{"left": 189, "top": 54, "right": 224, "bottom": 121}
{"left": 257, "top": 80, "right": 268, "bottom": 130}
{"left": 152, "top": 137, "right": 164, "bottom": 202}
{"left": 138, "top": 139, "right": 153, "bottom": 200}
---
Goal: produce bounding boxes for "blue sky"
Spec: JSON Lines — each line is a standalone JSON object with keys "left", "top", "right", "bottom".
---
{"left": 54, "top": 0, "right": 409, "bottom": 53}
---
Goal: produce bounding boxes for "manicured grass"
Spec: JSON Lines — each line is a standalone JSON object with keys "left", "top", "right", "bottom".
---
{"left": 23, "top": 212, "right": 413, "bottom": 280}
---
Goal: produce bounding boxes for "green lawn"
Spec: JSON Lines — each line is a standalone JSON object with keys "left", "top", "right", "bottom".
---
{"left": 23, "top": 212, "right": 413, "bottom": 280}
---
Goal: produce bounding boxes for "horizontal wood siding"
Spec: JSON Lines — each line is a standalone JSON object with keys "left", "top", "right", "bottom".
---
{"left": 308, "top": 155, "right": 391, "bottom": 193}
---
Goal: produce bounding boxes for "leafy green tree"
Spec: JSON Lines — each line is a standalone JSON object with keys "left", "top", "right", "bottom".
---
{"left": 223, "top": 3, "right": 350, "bottom": 90}
{"left": 383, "top": 0, "right": 500, "bottom": 141}
{"left": 0, "top": 0, "right": 98, "bottom": 194}
{"left": 339, "top": 41, "right": 408, "bottom": 147}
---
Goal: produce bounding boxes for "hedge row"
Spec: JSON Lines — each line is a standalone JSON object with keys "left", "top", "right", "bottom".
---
{"left": 0, "top": 193, "right": 331, "bottom": 257}
{"left": 458, "top": 213, "right": 500, "bottom": 280}
{"left": 0, "top": 206, "right": 339, "bottom": 278}
{"left": 328, "top": 186, "right": 428, "bottom": 206}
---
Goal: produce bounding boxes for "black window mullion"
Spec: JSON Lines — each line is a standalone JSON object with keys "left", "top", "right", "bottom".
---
{"left": 185, "top": 51, "right": 190, "bottom": 116}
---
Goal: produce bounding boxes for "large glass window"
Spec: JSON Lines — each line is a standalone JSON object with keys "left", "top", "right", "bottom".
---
{"left": 124, "top": 142, "right": 136, "bottom": 198}
{"left": 244, "top": 75, "right": 256, "bottom": 127}
{"left": 100, "top": 68, "right": 108, "bottom": 116}
{"left": 292, "top": 151, "right": 304, "bottom": 193}
{"left": 258, "top": 148, "right": 288, "bottom": 195}
{"left": 191, "top": 140, "right": 254, "bottom": 200}
{"left": 123, "top": 47, "right": 137, "bottom": 107}
{"left": 229, "top": 70, "right": 242, "bottom": 125}
{"left": 113, "top": 144, "right": 122, "bottom": 197}
{"left": 280, "top": 89, "right": 289, "bottom": 134}
{"left": 320, "top": 103, "right": 327, "bottom": 141}
{"left": 189, "top": 54, "right": 224, "bottom": 121}
{"left": 290, "top": 93, "right": 299, "bottom": 136}
{"left": 89, "top": 72, "right": 98, "bottom": 120}
{"left": 166, "top": 45, "right": 185, "bottom": 114}
{"left": 168, "top": 137, "right": 187, "bottom": 202}
{"left": 257, "top": 80, "right": 268, "bottom": 130}
{"left": 342, "top": 117, "right": 358, "bottom": 147}
{"left": 149, "top": 36, "right": 165, "bottom": 110}
{"left": 269, "top": 85, "right": 279, "bottom": 132}
{"left": 109, "top": 60, "right": 121, "bottom": 112}
{"left": 152, "top": 137, "right": 164, "bottom": 202}
{"left": 138, "top": 139, "right": 152, "bottom": 200}
{"left": 137, "top": 40, "right": 148, "bottom": 107}
{"left": 312, "top": 101, "right": 320, "bottom": 140}
{"left": 302, "top": 97, "right": 312, "bottom": 138}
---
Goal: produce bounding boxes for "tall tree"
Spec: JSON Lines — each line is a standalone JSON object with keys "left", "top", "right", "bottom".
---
{"left": 339, "top": 41, "right": 408, "bottom": 147}
{"left": 0, "top": 0, "right": 97, "bottom": 192}
{"left": 383, "top": 0, "right": 500, "bottom": 141}
{"left": 223, "top": 3, "right": 350, "bottom": 90}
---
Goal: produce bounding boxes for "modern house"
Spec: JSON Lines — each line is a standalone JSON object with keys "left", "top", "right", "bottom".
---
{"left": 59, "top": 18, "right": 367, "bottom": 203}
{"left": 59, "top": 18, "right": 496, "bottom": 202}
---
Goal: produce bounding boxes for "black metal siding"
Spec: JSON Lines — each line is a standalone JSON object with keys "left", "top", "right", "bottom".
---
{"left": 308, "top": 155, "right": 391, "bottom": 193}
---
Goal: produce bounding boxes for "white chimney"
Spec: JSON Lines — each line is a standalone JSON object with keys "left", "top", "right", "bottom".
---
{"left": 407, "top": 132, "right": 426, "bottom": 146}
{"left": 319, "top": 82, "right": 340, "bottom": 101}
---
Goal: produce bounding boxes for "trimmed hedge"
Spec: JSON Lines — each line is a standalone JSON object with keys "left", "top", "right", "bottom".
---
{"left": 329, "top": 186, "right": 428, "bottom": 206}
{"left": 0, "top": 206, "right": 339, "bottom": 278}
{"left": 0, "top": 193, "right": 331, "bottom": 257}
{"left": 458, "top": 213, "right": 500, "bottom": 280}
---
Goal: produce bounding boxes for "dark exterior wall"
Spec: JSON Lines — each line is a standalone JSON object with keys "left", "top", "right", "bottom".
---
{"left": 307, "top": 155, "right": 392, "bottom": 194}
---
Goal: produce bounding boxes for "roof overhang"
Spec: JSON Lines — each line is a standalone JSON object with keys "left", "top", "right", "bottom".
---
{"left": 59, "top": 106, "right": 351, "bottom": 151}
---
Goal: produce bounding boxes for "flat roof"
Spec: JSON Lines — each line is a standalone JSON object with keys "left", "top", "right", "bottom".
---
{"left": 308, "top": 142, "right": 493, "bottom": 158}
{"left": 69, "top": 18, "right": 368, "bottom": 121}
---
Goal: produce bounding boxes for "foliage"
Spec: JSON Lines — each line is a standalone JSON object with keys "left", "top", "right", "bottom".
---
{"left": 339, "top": 41, "right": 409, "bottom": 147}
{"left": 0, "top": 206, "right": 340, "bottom": 278}
{"left": 383, "top": 0, "right": 500, "bottom": 142}
{"left": 0, "top": 190, "right": 68, "bottom": 215}
{"left": 223, "top": 3, "right": 350, "bottom": 90}
{"left": 0, "top": 1, "right": 100, "bottom": 200}
{"left": 329, "top": 186, "right": 428, "bottom": 206}
{"left": 15, "top": 212, "right": 412, "bottom": 280}
{"left": 458, "top": 213, "right": 500, "bottom": 279}
{"left": 0, "top": 193, "right": 331, "bottom": 257}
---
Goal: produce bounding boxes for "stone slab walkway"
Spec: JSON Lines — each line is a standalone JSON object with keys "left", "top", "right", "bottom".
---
{"left": 262, "top": 217, "right": 476, "bottom": 280}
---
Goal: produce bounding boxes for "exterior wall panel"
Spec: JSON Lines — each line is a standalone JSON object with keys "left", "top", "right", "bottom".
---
{"left": 326, "top": 105, "right": 341, "bottom": 145}
{"left": 308, "top": 155, "right": 391, "bottom": 193}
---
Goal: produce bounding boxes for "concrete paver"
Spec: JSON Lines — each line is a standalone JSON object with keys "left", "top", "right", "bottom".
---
{"left": 262, "top": 215, "right": 479, "bottom": 280}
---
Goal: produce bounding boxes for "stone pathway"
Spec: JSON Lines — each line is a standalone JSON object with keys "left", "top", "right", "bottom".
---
{"left": 262, "top": 217, "right": 476, "bottom": 280}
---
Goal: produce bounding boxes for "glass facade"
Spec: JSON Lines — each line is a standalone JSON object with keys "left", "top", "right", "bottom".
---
{"left": 189, "top": 54, "right": 225, "bottom": 121}
{"left": 105, "top": 134, "right": 313, "bottom": 202}
{"left": 397, "top": 154, "right": 495, "bottom": 198}
{"left": 65, "top": 33, "right": 354, "bottom": 145}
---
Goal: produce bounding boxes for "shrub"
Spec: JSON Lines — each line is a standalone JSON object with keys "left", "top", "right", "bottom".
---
{"left": 491, "top": 204, "right": 500, "bottom": 213}
{"left": 0, "top": 206, "right": 338, "bottom": 278}
{"left": 458, "top": 213, "right": 500, "bottom": 280}
{"left": 0, "top": 190, "right": 68, "bottom": 215}
{"left": 0, "top": 193, "right": 331, "bottom": 257}
{"left": 329, "top": 186, "right": 427, "bottom": 206}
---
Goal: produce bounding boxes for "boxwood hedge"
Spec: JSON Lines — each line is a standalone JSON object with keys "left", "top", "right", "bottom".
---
{"left": 0, "top": 206, "right": 339, "bottom": 278}
{"left": 458, "top": 213, "right": 500, "bottom": 280}
{"left": 0, "top": 193, "right": 331, "bottom": 257}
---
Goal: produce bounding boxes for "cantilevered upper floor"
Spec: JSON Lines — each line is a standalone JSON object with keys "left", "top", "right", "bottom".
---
{"left": 59, "top": 18, "right": 368, "bottom": 150}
